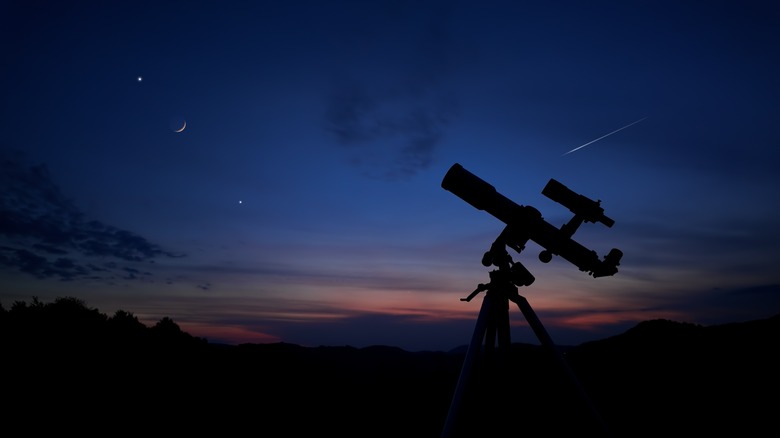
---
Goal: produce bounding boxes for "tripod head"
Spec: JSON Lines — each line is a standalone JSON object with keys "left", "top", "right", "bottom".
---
{"left": 441, "top": 163, "right": 622, "bottom": 278}
{"left": 481, "top": 226, "right": 535, "bottom": 286}
{"left": 460, "top": 226, "right": 535, "bottom": 303}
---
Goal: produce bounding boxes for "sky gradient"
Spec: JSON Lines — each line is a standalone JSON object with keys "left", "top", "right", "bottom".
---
{"left": 2, "top": 0, "right": 779, "bottom": 351}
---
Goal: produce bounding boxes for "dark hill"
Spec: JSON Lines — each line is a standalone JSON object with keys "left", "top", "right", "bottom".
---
{"left": 564, "top": 316, "right": 780, "bottom": 437}
{"left": 2, "top": 298, "right": 778, "bottom": 437}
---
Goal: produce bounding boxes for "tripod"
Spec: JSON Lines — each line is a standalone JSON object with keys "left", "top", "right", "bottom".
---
{"left": 440, "top": 240, "right": 611, "bottom": 437}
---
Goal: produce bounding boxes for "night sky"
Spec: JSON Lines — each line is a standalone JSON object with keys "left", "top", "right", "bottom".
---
{"left": 2, "top": 0, "right": 779, "bottom": 352}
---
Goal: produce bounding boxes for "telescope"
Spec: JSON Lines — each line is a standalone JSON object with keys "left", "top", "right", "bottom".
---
{"left": 440, "top": 163, "right": 621, "bottom": 438}
{"left": 441, "top": 163, "right": 622, "bottom": 278}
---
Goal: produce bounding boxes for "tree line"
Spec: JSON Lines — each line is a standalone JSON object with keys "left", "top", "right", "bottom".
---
{"left": 0, "top": 296, "right": 207, "bottom": 351}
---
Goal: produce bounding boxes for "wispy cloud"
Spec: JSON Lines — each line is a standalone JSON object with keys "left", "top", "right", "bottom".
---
{"left": 323, "top": 1, "right": 461, "bottom": 181}
{"left": 325, "top": 78, "right": 457, "bottom": 181}
{"left": 0, "top": 150, "right": 183, "bottom": 281}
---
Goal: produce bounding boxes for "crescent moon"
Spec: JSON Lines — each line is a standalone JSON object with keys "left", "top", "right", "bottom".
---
{"left": 174, "top": 120, "right": 186, "bottom": 133}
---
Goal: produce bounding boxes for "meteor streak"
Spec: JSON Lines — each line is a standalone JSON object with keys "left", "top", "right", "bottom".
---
{"left": 563, "top": 116, "right": 647, "bottom": 156}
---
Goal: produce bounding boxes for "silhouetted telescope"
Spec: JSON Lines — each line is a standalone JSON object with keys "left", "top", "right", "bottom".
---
{"left": 441, "top": 163, "right": 622, "bottom": 278}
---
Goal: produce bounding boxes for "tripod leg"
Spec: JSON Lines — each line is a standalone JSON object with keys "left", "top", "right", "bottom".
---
{"left": 486, "top": 294, "right": 511, "bottom": 378}
{"left": 440, "top": 294, "right": 492, "bottom": 438}
{"left": 484, "top": 311, "right": 497, "bottom": 356}
{"left": 512, "top": 294, "right": 611, "bottom": 435}
{"left": 495, "top": 295, "right": 511, "bottom": 350}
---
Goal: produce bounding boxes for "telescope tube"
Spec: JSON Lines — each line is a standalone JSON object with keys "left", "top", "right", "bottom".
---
{"left": 441, "top": 163, "right": 621, "bottom": 277}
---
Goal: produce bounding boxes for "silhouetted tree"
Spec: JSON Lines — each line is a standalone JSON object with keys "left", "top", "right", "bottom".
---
{"left": 7, "top": 296, "right": 46, "bottom": 343}
{"left": 149, "top": 316, "right": 205, "bottom": 345}
{"left": 106, "top": 309, "right": 149, "bottom": 351}
{"left": 152, "top": 316, "right": 181, "bottom": 333}
{"left": 10, "top": 296, "right": 45, "bottom": 314}
{"left": 108, "top": 309, "right": 147, "bottom": 332}
{"left": 35, "top": 296, "right": 107, "bottom": 349}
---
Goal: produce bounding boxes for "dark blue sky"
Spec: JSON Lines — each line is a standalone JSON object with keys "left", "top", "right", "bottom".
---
{"left": 2, "top": 0, "right": 779, "bottom": 351}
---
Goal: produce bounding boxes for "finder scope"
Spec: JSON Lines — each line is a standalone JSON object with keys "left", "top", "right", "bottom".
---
{"left": 542, "top": 179, "right": 614, "bottom": 227}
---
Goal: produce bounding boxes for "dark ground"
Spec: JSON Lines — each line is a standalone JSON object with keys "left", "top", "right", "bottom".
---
{"left": 3, "top": 301, "right": 778, "bottom": 437}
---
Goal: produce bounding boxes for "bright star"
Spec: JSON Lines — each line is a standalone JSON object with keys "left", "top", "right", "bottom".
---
{"left": 137, "top": 76, "right": 143, "bottom": 82}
